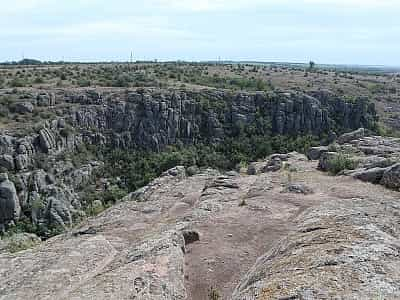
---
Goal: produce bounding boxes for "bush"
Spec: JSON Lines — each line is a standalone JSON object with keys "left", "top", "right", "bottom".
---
{"left": 103, "top": 186, "right": 127, "bottom": 205}
{"left": 327, "top": 153, "right": 358, "bottom": 175}
{"left": 33, "top": 76, "right": 45, "bottom": 84}
{"left": 59, "top": 125, "right": 74, "bottom": 137}
{"left": 10, "top": 78, "right": 27, "bottom": 87}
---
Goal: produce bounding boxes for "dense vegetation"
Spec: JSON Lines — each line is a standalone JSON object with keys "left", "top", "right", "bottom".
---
{"left": 95, "top": 133, "right": 318, "bottom": 193}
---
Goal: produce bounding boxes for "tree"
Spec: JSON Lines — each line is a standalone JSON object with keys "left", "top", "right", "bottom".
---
{"left": 308, "top": 61, "right": 316, "bottom": 71}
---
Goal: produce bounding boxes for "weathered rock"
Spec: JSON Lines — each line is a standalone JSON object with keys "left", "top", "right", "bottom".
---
{"left": 186, "top": 166, "right": 199, "bottom": 177}
{"left": 0, "top": 152, "right": 399, "bottom": 299}
{"left": 64, "top": 164, "right": 94, "bottom": 189}
{"left": 282, "top": 183, "right": 314, "bottom": 194}
{"left": 337, "top": 127, "right": 366, "bottom": 144}
{"left": 358, "top": 155, "right": 395, "bottom": 169}
{"left": 14, "top": 102, "right": 34, "bottom": 114}
{"left": 37, "top": 92, "right": 56, "bottom": 106}
{"left": 38, "top": 128, "right": 57, "bottom": 153}
{"left": 262, "top": 156, "right": 283, "bottom": 172}
{"left": 204, "top": 175, "right": 239, "bottom": 190}
{"left": 0, "top": 154, "right": 14, "bottom": 171}
{"left": 307, "top": 146, "right": 329, "bottom": 160}
{"left": 247, "top": 162, "right": 265, "bottom": 175}
{"left": 351, "top": 167, "right": 388, "bottom": 184}
{"left": 162, "top": 166, "right": 186, "bottom": 178}
{"left": 0, "top": 173, "right": 20, "bottom": 231}
{"left": 381, "top": 163, "right": 400, "bottom": 189}
{"left": 232, "top": 198, "right": 400, "bottom": 300}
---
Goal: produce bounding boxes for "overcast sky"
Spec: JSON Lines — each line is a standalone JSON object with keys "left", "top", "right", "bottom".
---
{"left": 1, "top": 0, "right": 399, "bottom": 65}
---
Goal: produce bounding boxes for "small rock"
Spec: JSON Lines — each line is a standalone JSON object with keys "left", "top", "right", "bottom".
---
{"left": 282, "top": 183, "right": 314, "bottom": 195}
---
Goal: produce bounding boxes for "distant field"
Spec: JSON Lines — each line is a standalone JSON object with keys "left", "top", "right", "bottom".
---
{"left": 0, "top": 60, "right": 399, "bottom": 133}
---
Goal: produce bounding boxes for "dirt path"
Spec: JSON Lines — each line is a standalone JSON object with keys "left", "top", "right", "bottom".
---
{"left": 183, "top": 158, "right": 367, "bottom": 299}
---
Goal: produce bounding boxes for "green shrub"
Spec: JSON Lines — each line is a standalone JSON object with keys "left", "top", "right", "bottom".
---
{"left": 9, "top": 78, "right": 27, "bottom": 87}
{"left": 103, "top": 186, "right": 127, "bottom": 205}
{"left": 5, "top": 235, "right": 41, "bottom": 253}
{"left": 59, "top": 125, "right": 74, "bottom": 137}
{"left": 327, "top": 153, "right": 358, "bottom": 175}
{"left": 33, "top": 76, "right": 45, "bottom": 84}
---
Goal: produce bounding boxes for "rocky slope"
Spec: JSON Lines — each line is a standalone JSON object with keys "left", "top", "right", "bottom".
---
{"left": 0, "top": 88, "right": 377, "bottom": 233}
{"left": 1, "top": 140, "right": 400, "bottom": 299}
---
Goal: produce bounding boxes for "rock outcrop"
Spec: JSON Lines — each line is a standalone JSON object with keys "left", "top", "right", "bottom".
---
{"left": 1, "top": 153, "right": 399, "bottom": 299}
{"left": 314, "top": 128, "right": 400, "bottom": 190}
{"left": 232, "top": 197, "right": 400, "bottom": 299}
{"left": 0, "top": 173, "right": 20, "bottom": 232}
{"left": 0, "top": 88, "right": 378, "bottom": 230}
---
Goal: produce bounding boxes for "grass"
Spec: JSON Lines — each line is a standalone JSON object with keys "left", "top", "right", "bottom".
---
{"left": 208, "top": 286, "right": 221, "bottom": 300}
{"left": 5, "top": 236, "right": 40, "bottom": 253}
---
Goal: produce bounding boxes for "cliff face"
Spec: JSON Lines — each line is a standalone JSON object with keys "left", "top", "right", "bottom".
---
{"left": 65, "top": 89, "right": 376, "bottom": 150}
{"left": 0, "top": 88, "right": 377, "bottom": 231}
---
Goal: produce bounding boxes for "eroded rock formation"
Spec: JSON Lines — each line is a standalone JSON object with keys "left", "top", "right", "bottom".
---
{"left": 1, "top": 151, "right": 399, "bottom": 299}
{"left": 0, "top": 88, "right": 377, "bottom": 230}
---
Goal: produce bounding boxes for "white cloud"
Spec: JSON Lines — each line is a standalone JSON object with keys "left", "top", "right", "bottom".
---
{"left": 151, "top": 0, "right": 268, "bottom": 12}
{"left": 0, "top": 18, "right": 195, "bottom": 41}
{"left": 302, "top": 0, "right": 399, "bottom": 8}
{"left": 150, "top": 0, "right": 400, "bottom": 11}
{"left": 2, "top": 0, "right": 52, "bottom": 14}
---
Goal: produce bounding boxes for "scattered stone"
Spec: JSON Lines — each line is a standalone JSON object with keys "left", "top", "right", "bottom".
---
{"left": 282, "top": 183, "right": 314, "bottom": 195}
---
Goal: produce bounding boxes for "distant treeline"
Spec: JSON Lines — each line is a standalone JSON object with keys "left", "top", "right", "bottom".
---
{"left": 1, "top": 58, "right": 399, "bottom": 75}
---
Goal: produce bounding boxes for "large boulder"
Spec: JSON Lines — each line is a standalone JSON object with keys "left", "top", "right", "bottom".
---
{"left": 38, "top": 128, "right": 57, "bottom": 153}
{"left": 0, "top": 173, "right": 20, "bottom": 231}
{"left": 14, "top": 102, "right": 34, "bottom": 114}
{"left": 351, "top": 167, "right": 388, "bottom": 184}
{"left": 247, "top": 162, "right": 265, "bottom": 175}
{"left": 307, "top": 146, "right": 329, "bottom": 160}
{"left": 261, "top": 156, "right": 283, "bottom": 173}
{"left": 31, "top": 187, "right": 74, "bottom": 229}
{"left": 337, "top": 128, "right": 365, "bottom": 144}
{"left": 381, "top": 163, "right": 400, "bottom": 189}
{"left": 36, "top": 92, "right": 56, "bottom": 106}
{"left": 0, "top": 154, "right": 14, "bottom": 171}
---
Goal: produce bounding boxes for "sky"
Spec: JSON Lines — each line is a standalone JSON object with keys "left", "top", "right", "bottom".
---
{"left": 1, "top": 0, "right": 400, "bottom": 65}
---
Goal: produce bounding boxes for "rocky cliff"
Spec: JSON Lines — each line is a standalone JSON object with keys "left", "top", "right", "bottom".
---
{"left": 0, "top": 88, "right": 377, "bottom": 233}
